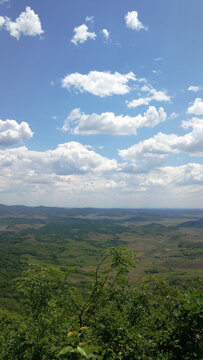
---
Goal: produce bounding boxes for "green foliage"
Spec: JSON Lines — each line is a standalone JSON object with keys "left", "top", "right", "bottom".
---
{"left": 59, "top": 328, "right": 102, "bottom": 359}
{"left": 0, "top": 247, "right": 202, "bottom": 360}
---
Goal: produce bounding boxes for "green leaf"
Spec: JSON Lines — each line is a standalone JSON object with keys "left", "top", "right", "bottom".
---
{"left": 77, "top": 346, "right": 89, "bottom": 358}
{"left": 58, "top": 346, "right": 74, "bottom": 355}
{"left": 82, "top": 345, "right": 99, "bottom": 354}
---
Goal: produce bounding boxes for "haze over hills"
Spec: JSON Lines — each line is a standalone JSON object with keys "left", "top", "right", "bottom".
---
{"left": 0, "top": 203, "right": 203, "bottom": 219}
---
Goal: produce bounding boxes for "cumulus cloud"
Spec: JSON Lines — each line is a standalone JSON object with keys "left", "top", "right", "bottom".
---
{"left": 119, "top": 133, "right": 176, "bottom": 162}
{"left": 53, "top": 142, "right": 118, "bottom": 173}
{"left": 127, "top": 84, "right": 171, "bottom": 108}
{"left": 71, "top": 24, "right": 96, "bottom": 45}
{"left": 119, "top": 117, "right": 203, "bottom": 163}
{"left": 102, "top": 28, "right": 109, "bottom": 40}
{"left": 187, "top": 98, "right": 203, "bottom": 115}
{"left": 188, "top": 85, "right": 201, "bottom": 92}
{"left": 142, "top": 85, "right": 170, "bottom": 101}
{"left": 161, "top": 163, "right": 203, "bottom": 186}
{"left": 62, "top": 70, "right": 136, "bottom": 97}
{"left": 120, "top": 154, "right": 166, "bottom": 174}
{"left": 132, "top": 163, "right": 203, "bottom": 198}
{"left": 125, "top": 11, "right": 148, "bottom": 31}
{"left": 0, "top": 143, "right": 202, "bottom": 207}
{"left": 0, "top": 142, "right": 118, "bottom": 179}
{"left": 62, "top": 106, "right": 167, "bottom": 135}
{"left": 127, "top": 97, "right": 150, "bottom": 108}
{"left": 0, "top": 143, "right": 120, "bottom": 207}
{"left": 0, "top": 119, "right": 33, "bottom": 146}
{"left": 2, "top": 7, "right": 44, "bottom": 40}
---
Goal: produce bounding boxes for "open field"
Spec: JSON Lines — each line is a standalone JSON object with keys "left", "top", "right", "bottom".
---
{"left": 0, "top": 205, "right": 202, "bottom": 311}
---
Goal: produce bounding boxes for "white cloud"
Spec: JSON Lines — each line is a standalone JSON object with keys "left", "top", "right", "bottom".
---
{"left": 102, "top": 28, "right": 109, "bottom": 40}
{"left": 62, "top": 70, "right": 136, "bottom": 97}
{"left": 120, "top": 154, "right": 166, "bottom": 174}
{"left": 162, "top": 163, "right": 203, "bottom": 186}
{"left": 85, "top": 16, "right": 94, "bottom": 24}
{"left": 0, "top": 144, "right": 202, "bottom": 208}
{"left": 152, "top": 70, "right": 161, "bottom": 75}
{"left": 4, "top": 7, "right": 43, "bottom": 40}
{"left": 0, "top": 142, "right": 118, "bottom": 177}
{"left": 169, "top": 112, "right": 179, "bottom": 119}
{"left": 0, "top": 0, "right": 9, "bottom": 4}
{"left": 146, "top": 163, "right": 203, "bottom": 190}
{"left": 127, "top": 97, "right": 151, "bottom": 108}
{"left": 71, "top": 24, "right": 96, "bottom": 45}
{"left": 0, "top": 142, "right": 203, "bottom": 208}
{"left": 188, "top": 85, "right": 201, "bottom": 92}
{"left": 154, "top": 57, "right": 163, "bottom": 61}
{"left": 137, "top": 77, "right": 147, "bottom": 83}
{"left": 44, "top": 142, "right": 118, "bottom": 174}
{"left": 0, "top": 16, "right": 5, "bottom": 27}
{"left": 119, "top": 117, "right": 203, "bottom": 163}
{"left": 141, "top": 85, "right": 170, "bottom": 101}
{"left": 181, "top": 117, "right": 200, "bottom": 129}
{"left": 127, "top": 84, "right": 170, "bottom": 108}
{"left": 0, "top": 119, "right": 33, "bottom": 146}
{"left": 125, "top": 11, "right": 148, "bottom": 31}
{"left": 0, "top": 143, "right": 120, "bottom": 206}
{"left": 187, "top": 98, "right": 203, "bottom": 115}
{"left": 62, "top": 106, "right": 167, "bottom": 135}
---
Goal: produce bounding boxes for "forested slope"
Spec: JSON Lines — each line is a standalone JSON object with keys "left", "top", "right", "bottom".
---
{"left": 0, "top": 247, "right": 202, "bottom": 359}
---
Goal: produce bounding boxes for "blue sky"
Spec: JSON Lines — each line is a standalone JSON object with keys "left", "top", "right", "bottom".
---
{"left": 0, "top": 0, "right": 203, "bottom": 207}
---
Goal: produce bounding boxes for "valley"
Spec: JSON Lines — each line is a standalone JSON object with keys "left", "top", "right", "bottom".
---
{"left": 0, "top": 205, "right": 202, "bottom": 311}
